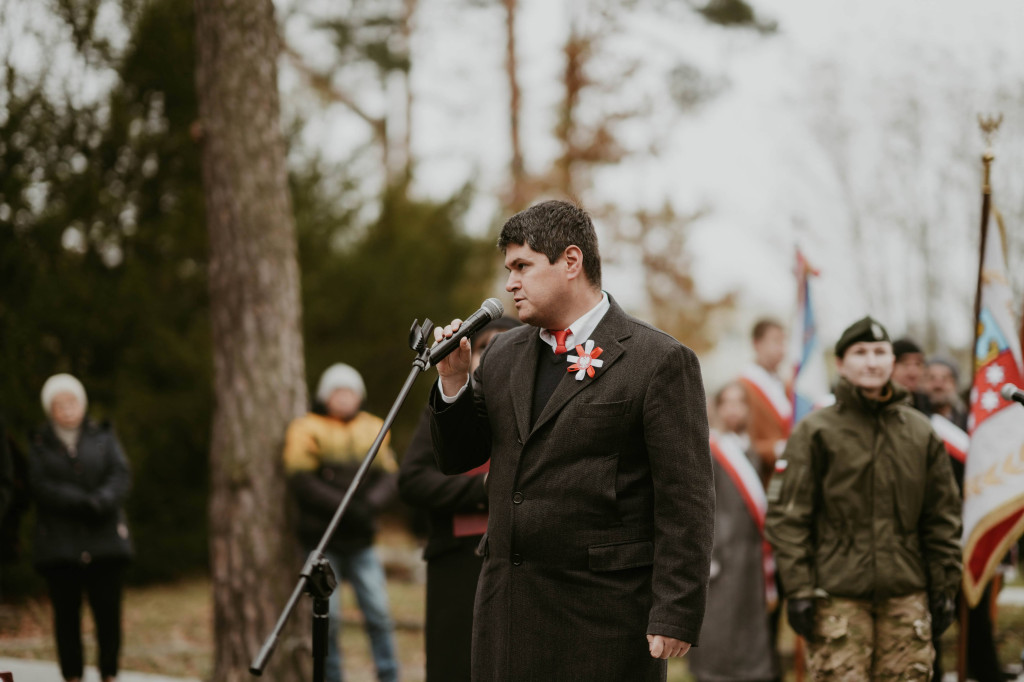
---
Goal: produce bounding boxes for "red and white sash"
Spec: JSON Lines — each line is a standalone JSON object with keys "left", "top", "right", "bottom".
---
{"left": 930, "top": 414, "right": 968, "bottom": 464}
{"left": 739, "top": 364, "right": 793, "bottom": 434}
{"left": 709, "top": 432, "right": 777, "bottom": 609}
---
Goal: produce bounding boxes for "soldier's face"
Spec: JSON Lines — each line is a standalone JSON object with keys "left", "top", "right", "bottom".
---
{"left": 837, "top": 341, "right": 894, "bottom": 393}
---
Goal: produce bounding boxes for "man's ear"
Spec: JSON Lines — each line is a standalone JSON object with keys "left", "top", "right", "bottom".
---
{"left": 564, "top": 245, "right": 584, "bottom": 280}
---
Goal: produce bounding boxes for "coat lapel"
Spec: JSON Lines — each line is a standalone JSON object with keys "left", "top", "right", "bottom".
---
{"left": 508, "top": 330, "right": 539, "bottom": 445}
{"left": 528, "top": 300, "right": 632, "bottom": 439}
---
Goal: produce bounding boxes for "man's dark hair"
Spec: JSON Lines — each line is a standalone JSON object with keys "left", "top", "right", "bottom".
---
{"left": 713, "top": 381, "right": 748, "bottom": 408}
{"left": 751, "top": 318, "right": 783, "bottom": 342}
{"left": 497, "top": 200, "right": 602, "bottom": 288}
{"left": 892, "top": 337, "right": 924, "bottom": 360}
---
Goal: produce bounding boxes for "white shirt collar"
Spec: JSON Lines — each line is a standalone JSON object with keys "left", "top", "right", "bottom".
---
{"left": 538, "top": 292, "right": 610, "bottom": 353}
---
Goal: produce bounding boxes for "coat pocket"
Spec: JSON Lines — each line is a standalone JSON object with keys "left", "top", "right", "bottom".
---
{"left": 588, "top": 539, "right": 654, "bottom": 572}
{"left": 577, "top": 400, "right": 631, "bottom": 418}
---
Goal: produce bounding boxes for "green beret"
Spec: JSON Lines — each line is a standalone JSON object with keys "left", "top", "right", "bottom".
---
{"left": 835, "top": 316, "right": 891, "bottom": 358}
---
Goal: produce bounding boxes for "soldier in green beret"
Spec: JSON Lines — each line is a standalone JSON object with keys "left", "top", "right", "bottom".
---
{"left": 766, "top": 316, "right": 962, "bottom": 680}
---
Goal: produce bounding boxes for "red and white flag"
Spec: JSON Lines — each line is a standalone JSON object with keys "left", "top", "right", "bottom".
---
{"left": 962, "top": 213, "right": 1024, "bottom": 607}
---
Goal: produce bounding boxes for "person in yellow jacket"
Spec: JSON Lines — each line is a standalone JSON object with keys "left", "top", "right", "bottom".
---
{"left": 283, "top": 363, "right": 399, "bottom": 682}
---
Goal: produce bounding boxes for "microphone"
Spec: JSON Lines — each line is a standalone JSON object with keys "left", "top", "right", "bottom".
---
{"left": 1001, "top": 384, "right": 1024, "bottom": 406}
{"left": 429, "top": 298, "right": 504, "bottom": 366}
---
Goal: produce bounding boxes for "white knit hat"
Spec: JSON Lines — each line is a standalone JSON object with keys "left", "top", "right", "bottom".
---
{"left": 41, "top": 373, "right": 88, "bottom": 416}
{"left": 316, "top": 363, "right": 366, "bottom": 404}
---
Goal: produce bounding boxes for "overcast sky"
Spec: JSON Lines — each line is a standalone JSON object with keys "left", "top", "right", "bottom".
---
{"left": 5, "top": 0, "right": 1024, "bottom": 386}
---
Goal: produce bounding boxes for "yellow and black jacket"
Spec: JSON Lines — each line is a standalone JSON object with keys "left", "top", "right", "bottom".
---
{"left": 283, "top": 411, "right": 397, "bottom": 551}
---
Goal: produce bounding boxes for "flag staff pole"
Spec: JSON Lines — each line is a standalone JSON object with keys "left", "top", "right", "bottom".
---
{"left": 959, "top": 112, "right": 1002, "bottom": 682}
{"left": 972, "top": 114, "right": 1002, "bottom": 366}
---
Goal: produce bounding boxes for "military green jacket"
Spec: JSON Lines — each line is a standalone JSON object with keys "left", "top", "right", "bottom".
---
{"left": 765, "top": 379, "right": 962, "bottom": 603}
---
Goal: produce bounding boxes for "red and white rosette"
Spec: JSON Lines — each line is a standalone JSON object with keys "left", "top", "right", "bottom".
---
{"left": 566, "top": 340, "right": 604, "bottom": 380}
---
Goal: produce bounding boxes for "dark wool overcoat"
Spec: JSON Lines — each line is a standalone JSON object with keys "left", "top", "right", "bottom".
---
{"left": 28, "top": 420, "right": 133, "bottom": 568}
{"left": 430, "top": 299, "right": 715, "bottom": 682}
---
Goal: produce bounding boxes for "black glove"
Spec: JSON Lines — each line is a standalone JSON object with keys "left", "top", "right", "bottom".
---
{"left": 930, "top": 594, "right": 956, "bottom": 636}
{"left": 787, "top": 598, "right": 816, "bottom": 640}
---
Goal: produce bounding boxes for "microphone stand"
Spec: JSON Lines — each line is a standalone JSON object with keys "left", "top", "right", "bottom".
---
{"left": 251, "top": 318, "right": 437, "bottom": 680}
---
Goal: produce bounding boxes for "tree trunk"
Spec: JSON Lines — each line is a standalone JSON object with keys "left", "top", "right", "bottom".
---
{"left": 194, "top": 1, "right": 310, "bottom": 680}
{"left": 502, "top": 0, "right": 526, "bottom": 210}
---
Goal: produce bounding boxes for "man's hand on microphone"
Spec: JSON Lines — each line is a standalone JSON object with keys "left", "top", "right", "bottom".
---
{"left": 435, "top": 318, "right": 472, "bottom": 396}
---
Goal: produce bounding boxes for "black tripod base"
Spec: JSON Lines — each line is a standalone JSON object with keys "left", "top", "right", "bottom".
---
{"left": 308, "top": 555, "right": 337, "bottom": 682}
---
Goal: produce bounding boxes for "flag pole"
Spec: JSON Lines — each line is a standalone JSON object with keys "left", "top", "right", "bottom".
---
{"left": 972, "top": 114, "right": 1001, "bottom": 366}
{"left": 960, "top": 112, "right": 1003, "bottom": 682}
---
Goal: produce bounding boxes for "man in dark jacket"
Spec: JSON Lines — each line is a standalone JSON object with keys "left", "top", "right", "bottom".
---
{"left": 891, "top": 337, "right": 931, "bottom": 412}
{"left": 766, "top": 317, "right": 962, "bottom": 680}
{"left": 431, "top": 200, "right": 714, "bottom": 682}
{"left": 399, "top": 317, "right": 519, "bottom": 681}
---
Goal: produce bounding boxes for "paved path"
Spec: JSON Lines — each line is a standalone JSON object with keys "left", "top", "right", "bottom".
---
{"left": 4, "top": 587, "right": 1022, "bottom": 681}
{"left": 0, "top": 657, "right": 199, "bottom": 682}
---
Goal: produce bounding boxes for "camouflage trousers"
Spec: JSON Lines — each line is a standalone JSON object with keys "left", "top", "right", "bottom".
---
{"left": 806, "top": 591, "right": 934, "bottom": 681}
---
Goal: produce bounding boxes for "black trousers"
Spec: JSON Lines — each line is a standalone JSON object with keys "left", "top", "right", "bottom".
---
{"left": 42, "top": 559, "right": 125, "bottom": 680}
{"left": 933, "top": 584, "right": 1003, "bottom": 682}
{"left": 424, "top": 546, "right": 483, "bottom": 682}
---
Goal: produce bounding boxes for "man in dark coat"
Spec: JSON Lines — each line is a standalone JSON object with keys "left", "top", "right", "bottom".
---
{"left": 431, "top": 200, "right": 715, "bottom": 682}
{"left": 399, "top": 317, "right": 519, "bottom": 681}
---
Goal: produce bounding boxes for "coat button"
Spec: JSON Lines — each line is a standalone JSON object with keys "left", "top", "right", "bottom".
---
{"left": 81, "top": 551, "right": 91, "bottom": 564}
{"left": 512, "top": 492, "right": 524, "bottom": 504}
{"left": 511, "top": 553, "right": 523, "bottom": 566}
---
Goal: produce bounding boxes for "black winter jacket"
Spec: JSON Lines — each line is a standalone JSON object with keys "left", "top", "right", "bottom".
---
{"left": 28, "top": 420, "right": 133, "bottom": 567}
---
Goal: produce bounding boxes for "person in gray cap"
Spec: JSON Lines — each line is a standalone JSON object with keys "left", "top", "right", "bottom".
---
{"left": 765, "top": 317, "right": 962, "bottom": 680}
{"left": 282, "top": 364, "right": 400, "bottom": 682}
{"left": 925, "top": 356, "right": 967, "bottom": 431}
{"left": 924, "top": 353, "right": 1007, "bottom": 682}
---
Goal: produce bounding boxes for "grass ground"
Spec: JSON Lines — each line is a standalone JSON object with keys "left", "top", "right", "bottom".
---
{"left": 2, "top": 529, "right": 1022, "bottom": 681}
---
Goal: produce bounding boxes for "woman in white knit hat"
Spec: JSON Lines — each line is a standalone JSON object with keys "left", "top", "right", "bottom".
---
{"left": 29, "top": 374, "right": 133, "bottom": 682}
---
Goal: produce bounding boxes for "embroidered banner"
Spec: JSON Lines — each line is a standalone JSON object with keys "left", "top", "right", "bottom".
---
{"left": 962, "top": 209, "right": 1024, "bottom": 607}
